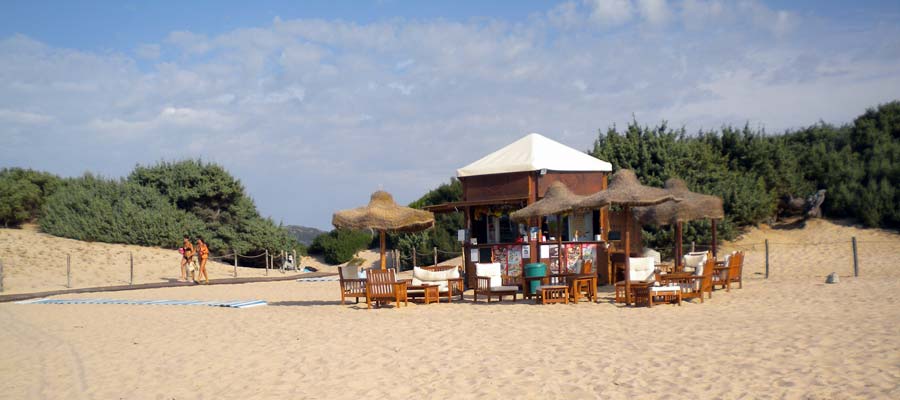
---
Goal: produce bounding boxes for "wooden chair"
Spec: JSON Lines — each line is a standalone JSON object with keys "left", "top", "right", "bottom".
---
{"left": 522, "top": 271, "right": 568, "bottom": 302}
{"left": 474, "top": 263, "right": 519, "bottom": 302}
{"left": 365, "top": 269, "right": 408, "bottom": 309}
{"left": 728, "top": 251, "right": 744, "bottom": 289}
{"left": 660, "top": 254, "right": 715, "bottom": 303}
{"left": 614, "top": 257, "right": 657, "bottom": 304}
{"left": 338, "top": 265, "right": 366, "bottom": 305}
{"left": 566, "top": 259, "right": 597, "bottom": 303}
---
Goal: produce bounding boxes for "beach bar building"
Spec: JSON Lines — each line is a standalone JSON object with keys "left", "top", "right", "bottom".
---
{"left": 426, "top": 133, "right": 642, "bottom": 287}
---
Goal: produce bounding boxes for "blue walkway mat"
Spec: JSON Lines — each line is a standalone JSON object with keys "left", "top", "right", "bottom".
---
{"left": 15, "top": 298, "right": 267, "bottom": 309}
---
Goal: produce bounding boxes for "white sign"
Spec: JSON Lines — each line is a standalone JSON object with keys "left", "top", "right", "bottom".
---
{"left": 457, "top": 229, "right": 466, "bottom": 242}
{"left": 470, "top": 248, "right": 480, "bottom": 262}
{"left": 540, "top": 245, "right": 551, "bottom": 259}
{"left": 522, "top": 245, "right": 531, "bottom": 259}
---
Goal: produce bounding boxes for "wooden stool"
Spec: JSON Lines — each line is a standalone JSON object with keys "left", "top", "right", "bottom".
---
{"left": 422, "top": 285, "right": 439, "bottom": 305}
{"left": 537, "top": 285, "right": 569, "bottom": 305}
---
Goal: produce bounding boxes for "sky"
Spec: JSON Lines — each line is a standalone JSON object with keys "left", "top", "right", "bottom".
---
{"left": 2, "top": 0, "right": 899, "bottom": 230}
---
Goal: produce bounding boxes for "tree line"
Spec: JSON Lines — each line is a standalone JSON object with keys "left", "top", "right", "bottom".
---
{"left": 1, "top": 160, "right": 303, "bottom": 264}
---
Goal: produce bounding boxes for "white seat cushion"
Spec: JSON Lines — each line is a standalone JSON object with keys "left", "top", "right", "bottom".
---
{"left": 491, "top": 285, "right": 518, "bottom": 291}
{"left": 682, "top": 253, "right": 707, "bottom": 276}
{"left": 651, "top": 285, "right": 680, "bottom": 292}
{"left": 628, "top": 257, "right": 656, "bottom": 281}
{"left": 476, "top": 262, "right": 503, "bottom": 288}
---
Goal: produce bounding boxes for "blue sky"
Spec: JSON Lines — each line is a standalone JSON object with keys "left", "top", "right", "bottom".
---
{"left": 2, "top": 0, "right": 899, "bottom": 229}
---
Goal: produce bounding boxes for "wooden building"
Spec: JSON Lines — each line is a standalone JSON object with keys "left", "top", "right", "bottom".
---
{"left": 426, "top": 133, "right": 641, "bottom": 287}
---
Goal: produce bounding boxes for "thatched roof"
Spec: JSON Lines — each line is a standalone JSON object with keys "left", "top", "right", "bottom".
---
{"left": 577, "top": 169, "right": 679, "bottom": 209}
{"left": 633, "top": 178, "right": 724, "bottom": 225}
{"left": 509, "top": 181, "right": 584, "bottom": 222}
{"left": 332, "top": 191, "right": 435, "bottom": 232}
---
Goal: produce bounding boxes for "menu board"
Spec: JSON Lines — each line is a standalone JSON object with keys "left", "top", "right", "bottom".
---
{"left": 565, "top": 244, "right": 582, "bottom": 273}
{"left": 507, "top": 246, "right": 523, "bottom": 277}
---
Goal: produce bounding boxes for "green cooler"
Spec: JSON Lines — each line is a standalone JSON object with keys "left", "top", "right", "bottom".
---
{"left": 524, "top": 262, "right": 547, "bottom": 295}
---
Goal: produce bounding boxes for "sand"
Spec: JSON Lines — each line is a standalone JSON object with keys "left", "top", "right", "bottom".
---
{"left": 1, "top": 219, "right": 899, "bottom": 399}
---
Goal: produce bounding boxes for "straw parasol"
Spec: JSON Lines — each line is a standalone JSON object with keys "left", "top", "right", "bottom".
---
{"left": 332, "top": 190, "right": 435, "bottom": 269}
{"left": 510, "top": 181, "right": 585, "bottom": 270}
{"left": 633, "top": 178, "right": 724, "bottom": 265}
{"left": 577, "top": 169, "right": 680, "bottom": 304}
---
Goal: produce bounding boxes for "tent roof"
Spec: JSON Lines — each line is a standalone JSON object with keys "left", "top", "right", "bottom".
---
{"left": 457, "top": 133, "right": 612, "bottom": 177}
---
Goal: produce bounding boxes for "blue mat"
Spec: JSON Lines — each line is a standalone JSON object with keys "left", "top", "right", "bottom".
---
{"left": 15, "top": 298, "right": 267, "bottom": 309}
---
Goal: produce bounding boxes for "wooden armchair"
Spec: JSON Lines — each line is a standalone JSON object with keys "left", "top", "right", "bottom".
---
{"left": 474, "top": 263, "right": 519, "bottom": 302}
{"left": 614, "top": 257, "right": 657, "bottom": 304}
{"left": 660, "top": 254, "right": 715, "bottom": 303}
{"left": 365, "top": 269, "right": 408, "bottom": 309}
{"left": 727, "top": 251, "right": 744, "bottom": 290}
{"left": 566, "top": 259, "right": 597, "bottom": 303}
{"left": 338, "top": 265, "right": 366, "bottom": 305}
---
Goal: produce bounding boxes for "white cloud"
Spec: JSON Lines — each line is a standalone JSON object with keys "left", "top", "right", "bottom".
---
{"left": 135, "top": 43, "right": 161, "bottom": 60}
{"left": 1, "top": 3, "right": 898, "bottom": 228}
{"left": 587, "top": 0, "right": 634, "bottom": 26}
{"left": 637, "top": 0, "right": 670, "bottom": 25}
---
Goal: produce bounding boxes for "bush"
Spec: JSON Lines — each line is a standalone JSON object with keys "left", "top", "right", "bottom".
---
{"left": 40, "top": 174, "right": 209, "bottom": 247}
{"left": 0, "top": 168, "right": 61, "bottom": 227}
{"left": 308, "top": 229, "right": 372, "bottom": 264}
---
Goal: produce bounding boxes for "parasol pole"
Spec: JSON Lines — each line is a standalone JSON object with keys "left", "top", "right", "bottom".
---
{"left": 675, "top": 221, "right": 683, "bottom": 270}
{"left": 379, "top": 230, "right": 386, "bottom": 270}
{"left": 557, "top": 213, "right": 564, "bottom": 274}
{"left": 624, "top": 206, "right": 632, "bottom": 304}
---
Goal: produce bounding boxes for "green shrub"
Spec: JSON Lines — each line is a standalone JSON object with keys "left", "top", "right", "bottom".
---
{"left": 308, "top": 229, "right": 372, "bottom": 264}
{"left": 0, "top": 168, "right": 62, "bottom": 227}
{"left": 40, "top": 174, "right": 209, "bottom": 247}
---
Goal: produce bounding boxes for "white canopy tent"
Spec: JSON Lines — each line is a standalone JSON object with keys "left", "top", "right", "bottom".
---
{"left": 457, "top": 133, "right": 612, "bottom": 177}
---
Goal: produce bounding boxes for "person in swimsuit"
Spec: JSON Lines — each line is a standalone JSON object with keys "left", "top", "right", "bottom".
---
{"left": 182, "top": 236, "right": 197, "bottom": 283}
{"left": 196, "top": 237, "right": 210, "bottom": 284}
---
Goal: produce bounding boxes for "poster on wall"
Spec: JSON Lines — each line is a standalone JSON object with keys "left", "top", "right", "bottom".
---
{"left": 492, "top": 246, "right": 509, "bottom": 275}
{"left": 507, "top": 246, "right": 523, "bottom": 277}
{"left": 565, "top": 244, "right": 582, "bottom": 273}
{"left": 582, "top": 244, "right": 597, "bottom": 268}
{"left": 540, "top": 245, "right": 550, "bottom": 259}
{"left": 521, "top": 244, "right": 530, "bottom": 259}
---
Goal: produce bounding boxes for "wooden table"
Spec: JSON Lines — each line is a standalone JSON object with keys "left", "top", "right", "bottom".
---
{"left": 614, "top": 281, "right": 652, "bottom": 304}
{"left": 648, "top": 286, "right": 682, "bottom": 307}
{"left": 537, "top": 285, "right": 569, "bottom": 305}
{"left": 407, "top": 284, "right": 440, "bottom": 305}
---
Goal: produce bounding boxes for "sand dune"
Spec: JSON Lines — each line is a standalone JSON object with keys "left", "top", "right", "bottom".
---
{"left": 1, "top": 219, "right": 899, "bottom": 399}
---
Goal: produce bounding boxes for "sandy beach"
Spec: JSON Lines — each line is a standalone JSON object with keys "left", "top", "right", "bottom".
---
{"left": 1, "top": 220, "right": 899, "bottom": 399}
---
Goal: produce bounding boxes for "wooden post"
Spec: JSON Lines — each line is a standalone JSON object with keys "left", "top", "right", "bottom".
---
{"left": 67, "top": 254, "right": 71, "bottom": 288}
{"left": 764, "top": 239, "right": 770, "bottom": 279}
{"left": 0, "top": 259, "right": 4, "bottom": 293}
{"left": 129, "top": 252, "right": 134, "bottom": 285}
{"left": 675, "top": 222, "right": 683, "bottom": 269}
{"left": 379, "top": 230, "right": 387, "bottom": 270}
{"left": 233, "top": 249, "right": 238, "bottom": 277}
{"left": 852, "top": 236, "right": 859, "bottom": 277}
{"left": 711, "top": 219, "right": 718, "bottom": 258}
{"left": 691, "top": 241, "right": 696, "bottom": 253}
{"left": 265, "top": 249, "right": 269, "bottom": 276}
{"left": 293, "top": 249, "right": 298, "bottom": 272}
{"left": 623, "top": 206, "right": 632, "bottom": 305}
{"left": 433, "top": 246, "right": 438, "bottom": 266}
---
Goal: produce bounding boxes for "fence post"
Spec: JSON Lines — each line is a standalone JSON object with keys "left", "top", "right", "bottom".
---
{"left": 130, "top": 252, "right": 134, "bottom": 285}
{"left": 434, "top": 246, "right": 438, "bottom": 266}
{"left": 233, "top": 249, "right": 238, "bottom": 277}
{"left": 0, "top": 259, "right": 4, "bottom": 293}
{"left": 764, "top": 239, "right": 769, "bottom": 279}
{"left": 691, "top": 241, "right": 696, "bottom": 253}
{"left": 293, "top": 249, "right": 298, "bottom": 272}
{"left": 67, "top": 254, "right": 72, "bottom": 288}
{"left": 851, "top": 236, "right": 859, "bottom": 277}
{"left": 265, "top": 249, "right": 269, "bottom": 276}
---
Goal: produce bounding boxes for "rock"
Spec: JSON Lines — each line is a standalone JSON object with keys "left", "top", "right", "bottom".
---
{"left": 825, "top": 272, "right": 839, "bottom": 284}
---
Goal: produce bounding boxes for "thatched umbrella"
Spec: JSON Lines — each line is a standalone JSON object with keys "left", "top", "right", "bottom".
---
{"left": 510, "top": 181, "right": 585, "bottom": 271}
{"left": 333, "top": 190, "right": 435, "bottom": 269}
{"left": 576, "top": 169, "right": 680, "bottom": 304}
{"left": 633, "top": 178, "right": 724, "bottom": 266}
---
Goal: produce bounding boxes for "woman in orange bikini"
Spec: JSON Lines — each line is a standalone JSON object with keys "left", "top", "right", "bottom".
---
{"left": 196, "top": 237, "right": 210, "bottom": 284}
